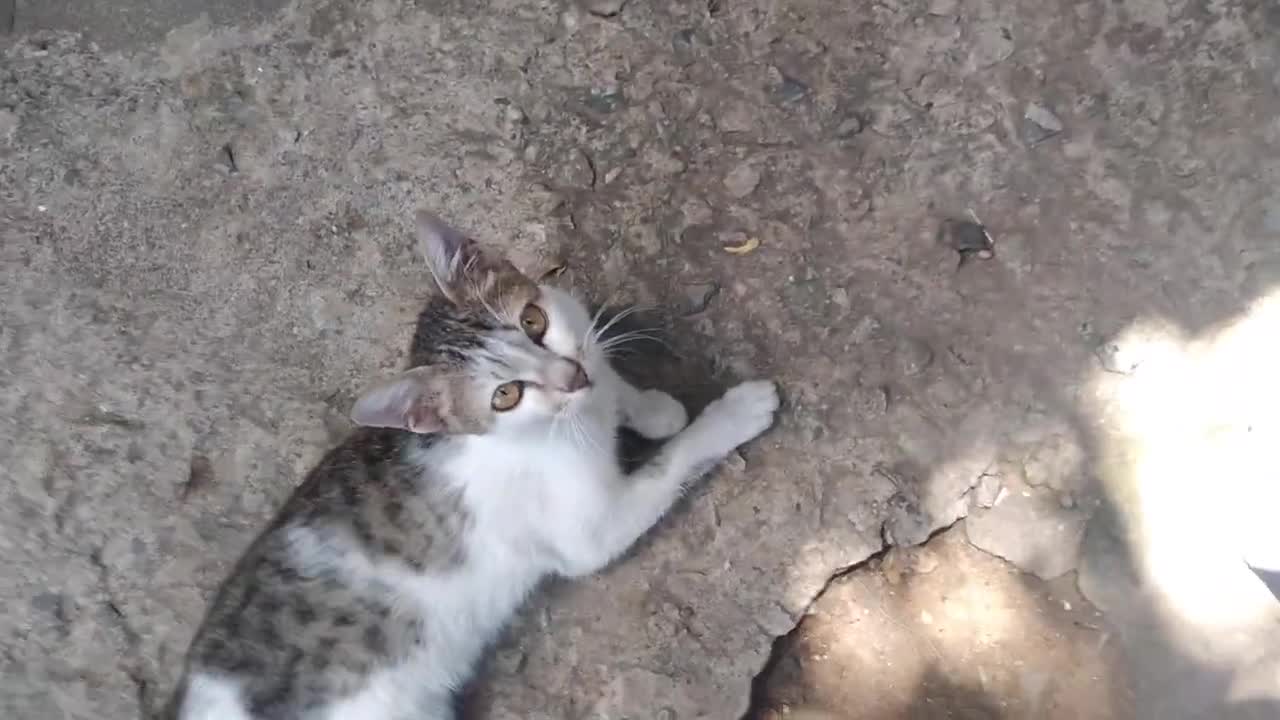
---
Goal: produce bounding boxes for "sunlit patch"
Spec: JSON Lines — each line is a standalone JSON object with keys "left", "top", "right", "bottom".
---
{"left": 1086, "top": 287, "right": 1280, "bottom": 644}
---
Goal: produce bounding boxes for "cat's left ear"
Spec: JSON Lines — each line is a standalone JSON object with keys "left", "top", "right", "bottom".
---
{"left": 350, "top": 368, "right": 446, "bottom": 434}
{"left": 416, "top": 211, "right": 481, "bottom": 303}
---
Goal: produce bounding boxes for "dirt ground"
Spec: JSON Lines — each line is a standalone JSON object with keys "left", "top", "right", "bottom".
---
{"left": 750, "top": 527, "right": 1136, "bottom": 720}
{"left": 3, "top": 1, "right": 1279, "bottom": 719}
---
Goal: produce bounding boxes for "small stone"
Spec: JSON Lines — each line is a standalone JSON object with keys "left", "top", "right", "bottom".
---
{"left": 220, "top": 143, "right": 238, "bottom": 173}
{"left": 725, "top": 450, "right": 747, "bottom": 473}
{"left": 1094, "top": 340, "right": 1141, "bottom": 375}
{"left": 585, "top": 88, "right": 625, "bottom": 114}
{"left": 559, "top": 7, "right": 581, "bottom": 32}
{"left": 493, "top": 646, "right": 527, "bottom": 674}
{"left": 1062, "top": 599, "right": 1072, "bottom": 611}
{"left": 756, "top": 602, "right": 796, "bottom": 636}
{"left": 831, "top": 287, "right": 850, "bottom": 308}
{"left": 672, "top": 29, "right": 700, "bottom": 65}
{"left": 681, "top": 282, "right": 720, "bottom": 316}
{"left": 554, "top": 148, "right": 596, "bottom": 189}
{"left": 937, "top": 218, "right": 993, "bottom": 264}
{"left": 776, "top": 72, "right": 810, "bottom": 104}
{"left": 724, "top": 161, "right": 761, "bottom": 198}
{"left": 970, "top": 473, "right": 1002, "bottom": 509}
{"left": 965, "top": 487, "right": 1089, "bottom": 579}
{"left": 1059, "top": 492, "right": 1076, "bottom": 509}
{"left": 1022, "top": 435, "right": 1085, "bottom": 492}
{"left": 920, "top": 609, "right": 934, "bottom": 625}
{"left": 852, "top": 385, "right": 889, "bottom": 417}
{"left": 896, "top": 338, "right": 934, "bottom": 377}
{"left": 1022, "top": 102, "right": 1064, "bottom": 144}
{"left": 656, "top": 709, "right": 678, "bottom": 720}
{"left": 835, "top": 114, "right": 865, "bottom": 138}
{"left": 882, "top": 493, "right": 932, "bottom": 547}
{"left": 584, "top": 0, "right": 627, "bottom": 18}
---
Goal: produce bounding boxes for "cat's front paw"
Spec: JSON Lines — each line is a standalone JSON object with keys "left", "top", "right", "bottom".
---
{"left": 689, "top": 380, "right": 780, "bottom": 457}
{"left": 628, "top": 389, "right": 688, "bottom": 439}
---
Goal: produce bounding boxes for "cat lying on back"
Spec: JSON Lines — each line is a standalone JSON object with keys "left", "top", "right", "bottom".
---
{"left": 168, "top": 211, "right": 779, "bottom": 720}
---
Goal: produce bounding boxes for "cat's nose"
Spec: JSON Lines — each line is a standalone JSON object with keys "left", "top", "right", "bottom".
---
{"left": 562, "top": 360, "right": 590, "bottom": 393}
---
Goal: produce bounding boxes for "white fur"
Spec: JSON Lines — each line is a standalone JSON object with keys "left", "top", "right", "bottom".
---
{"left": 183, "top": 282, "right": 777, "bottom": 720}
{"left": 178, "top": 673, "right": 253, "bottom": 720}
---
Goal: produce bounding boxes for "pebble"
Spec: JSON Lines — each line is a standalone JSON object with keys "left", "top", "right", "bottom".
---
{"left": 1022, "top": 435, "right": 1085, "bottom": 492}
{"left": 896, "top": 337, "right": 935, "bottom": 377}
{"left": 584, "top": 0, "right": 627, "bottom": 17}
{"left": 725, "top": 450, "right": 747, "bottom": 472}
{"left": 724, "top": 161, "right": 761, "bottom": 198}
{"left": 835, "top": 114, "right": 865, "bottom": 138}
{"left": 681, "top": 282, "right": 720, "bottom": 316}
{"left": 1094, "top": 339, "right": 1141, "bottom": 375}
{"left": 1023, "top": 101, "right": 1064, "bottom": 144}
{"left": 970, "top": 473, "right": 1002, "bottom": 509}
{"left": 672, "top": 29, "right": 699, "bottom": 64}
{"left": 776, "top": 72, "right": 810, "bottom": 104}
{"left": 852, "top": 385, "right": 889, "bottom": 417}
{"left": 585, "top": 88, "right": 625, "bottom": 114}
{"left": 937, "top": 218, "right": 994, "bottom": 264}
{"left": 555, "top": 148, "right": 596, "bottom": 189}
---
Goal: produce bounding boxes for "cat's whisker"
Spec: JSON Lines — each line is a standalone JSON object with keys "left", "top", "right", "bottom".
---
{"left": 598, "top": 332, "right": 674, "bottom": 354}
{"left": 593, "top": 303, "right": 651, "bottom": 344}
{"left": 584, "top": 290, "right": 622, "bottom": 348}
{"left": 597, "top": 330, "right": 666, "bottom": 347}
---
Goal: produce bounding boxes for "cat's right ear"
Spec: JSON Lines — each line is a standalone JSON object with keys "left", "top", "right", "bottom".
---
{"left": 350, "top": 368, "right": 445, "bottom": 434}
{"left": 415, "top": 211, "right": 477, "bottom": 303}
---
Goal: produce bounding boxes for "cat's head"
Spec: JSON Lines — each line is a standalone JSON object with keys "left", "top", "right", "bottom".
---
{"left": 349, "top": 211, "right": 609, "bottom": 437}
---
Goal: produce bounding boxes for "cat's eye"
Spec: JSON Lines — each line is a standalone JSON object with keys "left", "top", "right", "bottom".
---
{"left": 519, "top": 304, "right": 548, "bottom": 343}
{"left": 491, "top": 381, "right": 523, "bottom": 412}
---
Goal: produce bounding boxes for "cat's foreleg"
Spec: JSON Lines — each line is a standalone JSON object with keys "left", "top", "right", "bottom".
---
{"left": 559, "top": 380, "right": 779, "bottom": 577}
{"left": 615, "top": 378, "right": 689, "bottom": 440}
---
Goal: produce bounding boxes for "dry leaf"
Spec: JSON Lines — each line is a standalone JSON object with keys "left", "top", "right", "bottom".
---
{"left": 723, "top": 236, "right": 760, "bottom": 255}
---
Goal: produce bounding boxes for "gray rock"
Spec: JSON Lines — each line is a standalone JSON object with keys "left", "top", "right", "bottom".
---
{"left": 1021, "top": 434, "right": 1086, "bottom": 493}
{"left": 584, "top": 89, "right": 625, "bottom": 114}
{"left": 724, "top": 161, "right": 761, "bottom": 199}
{"left": 969, "top": 473, "right": 1002, "bottom": 509}
{"left": 882, "top": 492, "right": 933, "bottom": 547}
{"left": 1022, "top": 102, "right": 1064, "bottom": 144}
{"left": 583, "top": 0, "right": 627, "bottom": 18}
{"left": 681, "top": 282, "right": 719, "bottom": 316}
{"left": 554, "top": 148, "right": 597, "bottom": 189}
{"left": 895, "top": 337, "right": 934, "bottom": 377}
{"left": 776, "top": 73, "right": 810, "bottom": 104}
{"left": 965, "top": 485, "right": 1089, "bottom": 579}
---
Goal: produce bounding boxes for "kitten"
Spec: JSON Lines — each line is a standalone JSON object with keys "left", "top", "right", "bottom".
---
{"left": 167, "top": 211, "right": 779, "bottom": 720}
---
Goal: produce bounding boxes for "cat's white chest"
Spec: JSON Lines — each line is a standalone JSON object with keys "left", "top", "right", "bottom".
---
{"left": 435, "top": 428, "right": 619, "bottom": 586}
